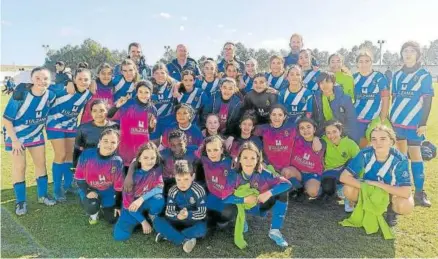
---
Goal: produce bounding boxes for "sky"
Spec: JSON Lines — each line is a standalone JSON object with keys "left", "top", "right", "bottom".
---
{"left": 1, "top": 0, "right": 438, "bottom": 65}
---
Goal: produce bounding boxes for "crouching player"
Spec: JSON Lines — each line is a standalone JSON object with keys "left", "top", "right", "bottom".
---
{"left": 113, "top": 143, "right": 165, "bottom": 241}
{"left": 154, "top": 160, "right": 207, "bottom": 253}
{"left": 225, "top": 142, "right": 292, "bottom": 247}
{"left": 74, "top": 129, "right": 124, "bottom": 225}
{"left": 340, "top": 125, "right": 414, "bottom": 226}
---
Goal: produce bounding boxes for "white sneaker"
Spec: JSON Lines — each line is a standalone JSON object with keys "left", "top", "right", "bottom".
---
{"left": 268, "top": 229, "right": 288, "bottom": 247}
{"left": 344, "top": 199, "right": 354, "bottom": 213}
{"left": 183, "top": 238, "right": 197, "bottom": 253}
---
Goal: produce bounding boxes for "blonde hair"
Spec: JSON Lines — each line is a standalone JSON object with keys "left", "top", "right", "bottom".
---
{"left": 328, "top": 53, "right": 351, "bottom": 76}
{"left": 370, "top": 125, "right": 397, "bottom": 146}
{"left": 356, "top": 48, "right": 374, "bottom": 63}
{"left": 120, "top": 59, "right": 139, "bottom": 82}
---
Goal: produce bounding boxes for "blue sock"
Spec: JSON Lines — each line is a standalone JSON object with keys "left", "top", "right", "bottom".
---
{"left": 13, "top": 181, "right": 26, "bottom": 203}
{"left": 63, "top": 162, "right": 73, "bottom": 189}
{"left": 289, "top": 178, "right": 302, "bottom": 190}
{"left": 411, "top": 161, "right": 425, "bottom": 192}
{"left": 52, "top": 163, "right": 63, "bottom": 196}
{"left": 36, "top": 175, "right": 48, "bottom": 198}
{"left": 271, "top": 200, "right": 287, "bottom": 229}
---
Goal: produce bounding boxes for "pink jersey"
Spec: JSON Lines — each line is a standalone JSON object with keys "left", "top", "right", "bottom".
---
{"left": 202, "top": 156, "right": 235, "bottom": 199}
{"left": 290, "top": 136, "right": 324, "bottom": 174}
{"left": 254, "top": 123, "right": 297, "bottom": 172}
{"left": 81, "top": 80, "right": 114, "bottom": 124}
{"left": 218, "top": 103, "right": 230, "bottom": 133}
{"left": 121, "top": 166, "right": 164, "bottom": 209}
{"left": 74, "top": 148, "right": 124, "bottom": 191}
{"left": 118, "top": 99, "right": 158, "bottom": 166}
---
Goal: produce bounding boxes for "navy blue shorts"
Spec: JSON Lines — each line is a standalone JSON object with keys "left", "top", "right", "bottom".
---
{"left": 394, "top": 127, "right": 423, "bottom": 146}
{"left": 46, "top": 130, "right": 76, "bottom": 140}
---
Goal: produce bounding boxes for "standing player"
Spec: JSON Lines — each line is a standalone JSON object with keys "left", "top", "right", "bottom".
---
{"left": 278, "top": 65, "right": 313, "bottom": 124}
{"left": 113, "top": 143, "right": 165, "bottom": 241}
{"left": 167, "top": 44, "right": 201, "bottom": 81}
{"left": 203, "top": 78, "right": 242, "bottom": 137}
{"left": 107, "top": 80, "right": 157, "bottom": 172}
{"left": 390, "top": 41, "right": 434, "bottom": 207}
{"left": 328, "top": 53, "right": 355, "bottom": 100}
{"left": 225, "top": 142, "right": 292, "bottom": 247}
{"left": 242, "top": 73, "right": 278, "bottom": 125}
{"left": 174, "top": 70, "right": 209, "bottom": 124}
{"left": 74, "top": 129, "right": 124, "bottom": 225}
{"left": 81, "top": 63, "right": 115, "bottom": 124}
{"left": 113, "top": 59, "right": 138, "bottom": 104}
{"left": 340, "top": 125, "right": 414, "bottom": 226}
{"left": 312, "top": 71, "right": 359, "bottom": 143}
{"left": 217, "top": 42, "right": 245, "bottom": 74}
{"left": 353, "top": 49, "right": 390, "bottom": 148}
{"left": 265, "top": 55, "right": 288, "bottom": 91}
{"left": 195, "top": 60, "right": 221, "bottom": 97}
{"left": 242, "top": 58, "right": 258, "bottom": 94}
{"left": 298, "top": 49, "right": 321, "bottom": 92}
{"left": 3, "top": 67, "right": 57, "bottom": 215}
{"left": 47, "top": 68, "right": 93, "bottom": 202}
{"left": 154, "top": 160, "right": 207, "bottom": 254}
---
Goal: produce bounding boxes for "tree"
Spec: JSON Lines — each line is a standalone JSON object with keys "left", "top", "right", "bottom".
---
{"left": 311, "top": 48, "right": 329, "bottom": 68}
{"left": 44, "top": 38, "right": 127, "bottom": 71}
{"left": 159, "top": 46, "right": 176, "bottom": 64}
{"left": 382, "top": 50, "right": 401, "bottom": 70}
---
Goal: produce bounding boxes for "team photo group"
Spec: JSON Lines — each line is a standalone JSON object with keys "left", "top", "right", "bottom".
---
{"left": 2, "top": 33, "right": 435, "bottom": 253}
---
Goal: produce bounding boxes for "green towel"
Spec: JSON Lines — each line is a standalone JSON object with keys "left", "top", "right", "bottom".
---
{"left": 233, "top": 183, "right": 259, "bottom": 249}
{"left": 365, "top": 117, "right": 394, "bottom": 141}
{"left": 340, "top": 182, "right": 394, "bottom": 240}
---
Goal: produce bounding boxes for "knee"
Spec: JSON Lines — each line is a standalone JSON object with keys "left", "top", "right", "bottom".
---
{"left": 306, "top": 186, "right": 319, "bottom": 198}
{"left": 343, "top": 186, "right": 359, "bottom": 202}
{"left": 392, "top": 197, "right": 414, "bottom": 215}
{"left": 83, "top": 198, "right": 100, "bottom": 215}
{"left": 221, "top": 205, "right": 237, "bottom": 221}
{"left": 149, "top": 195, "right": 165, "bottom": 215}
{"left": 321, "top": 177, "right": 336, "bottom": 195}
{"left": 281, "top": 167, "right": 298, "bottom": 179}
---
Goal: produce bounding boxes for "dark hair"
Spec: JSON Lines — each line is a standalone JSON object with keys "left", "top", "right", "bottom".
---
{"left": 235, "top": 141, "right": 263, "bottom": 173}
{"left": 30, "top": 67, "right": 50, "bottom": 77}
{"left": 223, "top": 42, "right": 235, "bottom": 49}
{"left": 134, "top": 142, "right": 162, "bottom": 170}
{"left": 317, "top": 71, "right": 336, "bottom": 85}
{"left": 99, "top": 128, "right": 120, "bottom": 141}
{"left": 89, "top": 99, "right": 108, "bottom": 112}
{"left": 128, "top": 42, "right": 141, "bottom": 52}
{"left": 201, "top": 135, "right": 227, "bottom": 157}
{"left": 97, "top": 63, "right": 113, "bottom": 74}
{"left": 135, "top": 80, "right": 153, "bottom": 92}
{"left": 253, "top": 72, "right": 266, "bottom": 80}
{"left": 324, "top": 120, "right": 345, "bottom": 136}
{"left": 77, "top": 62, "right": 89, "bottom": 69}
{"left": 296, "top": 117, "right": 317, "bottom": 131}
{"left": 168, "top": 129, "right": 187, "bottom": 144}
{"left": 120, "top": 59, "right": 138, "bottom": 82}
{"left": 178, "top": 70, "right": 196, "bottom": 93}
{"left": 174, "top": 160, "right": 194, "bottom": 176}
{"left": 400, "top": 41, "right": 422, "bottom": 62}
{"left": 74, "top": 67, "right": 92, "bottom": 79}
{"left": 239, "top": 110, "right": 257, "bottom": 133}
{"left": 175, "top": 103, "right": 195, "bottom": 122}
{"left": 55, "top": 61, "right": 65, "bottom": 66}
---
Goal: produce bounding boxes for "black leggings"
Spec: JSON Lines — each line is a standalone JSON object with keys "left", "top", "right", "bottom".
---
{"left": 208, "top": 205, "right": 237, "bottom": 225}
{"left": 82, "top": 198, "right": 118, "bottom": 224}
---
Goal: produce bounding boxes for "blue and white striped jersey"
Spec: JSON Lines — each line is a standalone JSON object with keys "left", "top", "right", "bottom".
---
{"left": 390, "top": 68, "right": 434, "bottom": 129}
{"left": 302, "top": 69, "right": 321, "bottom": 92}
{"left": 278, "top": 86, "right": 313, "bottom": 123}
{"left": 353, "top": 71, "right": 389, "bottom": 122}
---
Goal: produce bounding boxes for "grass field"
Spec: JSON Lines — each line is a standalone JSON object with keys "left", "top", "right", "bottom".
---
{"left": 1, "top": 89, "right": 438, "bottom": 258}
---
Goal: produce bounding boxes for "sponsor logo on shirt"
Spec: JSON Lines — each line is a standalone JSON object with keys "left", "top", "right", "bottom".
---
{"left": 25, "top": 117, "right": 47, "bottom": 125}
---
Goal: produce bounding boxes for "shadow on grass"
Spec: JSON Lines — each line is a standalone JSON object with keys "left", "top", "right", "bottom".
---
{"left": 1, "top": 186, "right": 395, "bottom": 258}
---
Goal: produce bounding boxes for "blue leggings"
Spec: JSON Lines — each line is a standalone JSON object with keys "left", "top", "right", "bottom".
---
{"left": 154, "top": 218, "right": 207, "bottom": 245}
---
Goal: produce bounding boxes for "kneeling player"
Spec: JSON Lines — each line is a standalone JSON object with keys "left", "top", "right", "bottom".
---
{"left": 282, "top": 118, "right": 324, "bottom": 200}
{"left": 113, "top": 143, "right": 165, "bottom": 241}
{"left": 225, "top": 142, "right": 292, "bottom": 247}
{"left": 74, "top": 129, "right": 124, "bottom": 225}
{"left": 154, "top": 160, "right": 207, "bottom": 253}
{"left": 340, "top": 125, "right": 414, "bottom": 226}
